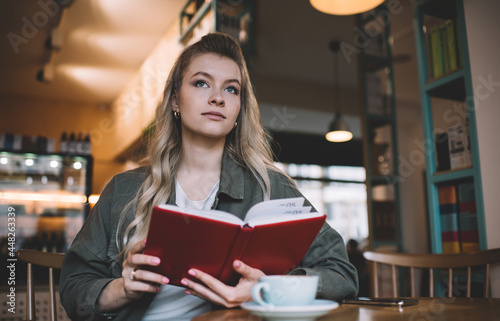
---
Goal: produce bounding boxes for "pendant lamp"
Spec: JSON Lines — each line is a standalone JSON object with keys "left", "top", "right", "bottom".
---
{"left": 325, "top": 40, "right": 353, "bottom": 143}
{"left": 310, "top": 0, "right": 384, "bottom": 16}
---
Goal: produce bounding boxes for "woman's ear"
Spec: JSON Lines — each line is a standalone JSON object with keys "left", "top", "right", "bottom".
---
{"left": 172, "top": 91, "right": 179, "bottom": 111}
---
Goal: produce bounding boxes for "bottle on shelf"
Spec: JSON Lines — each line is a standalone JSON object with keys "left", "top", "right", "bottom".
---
{"left": 83, "top": 133, "right": 92, "bottom": 155}
{"left": 60, "top": 132, "right": 68, "bottom": 153}
{"left": 76, "top": 132, "right": 83, "bottom": 155}
{"left": 68, "top": 132, "right": 77, "bottom": 155}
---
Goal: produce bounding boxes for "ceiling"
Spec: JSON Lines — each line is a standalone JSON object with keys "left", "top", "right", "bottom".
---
{"left": 0, "top": 0, "right": 419, "bottom": 110}
{"left": 0, "top": 0, "right": 186, "bottom": 103}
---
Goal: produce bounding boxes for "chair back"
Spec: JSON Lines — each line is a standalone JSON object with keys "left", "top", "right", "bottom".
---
{"left": 363, "top": 248, "right": 500, "bottom": 298}
{"left": 16, "top": 249, "right": 65, "bottom": 321}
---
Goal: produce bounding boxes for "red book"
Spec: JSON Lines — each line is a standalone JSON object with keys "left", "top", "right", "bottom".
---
{"left": 143, "top": 197, "right": 326, "bottom": 286}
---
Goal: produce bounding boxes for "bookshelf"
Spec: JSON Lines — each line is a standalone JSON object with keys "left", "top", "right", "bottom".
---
{"left": 358, "top": 5, "right": 402, "bottom": 252}
{"left": 179, "top": 0, "right": 255, "bottom": 60}
{"left": 413, "top": 0, "right": 486, "bottom": 254}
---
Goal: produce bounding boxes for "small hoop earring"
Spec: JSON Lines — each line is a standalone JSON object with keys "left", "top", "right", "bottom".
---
{"left": 173, "top": 110, "right": 180, "bottom": 119}
{"left": 234, "top": 121, "right": 238, "bottom": 128}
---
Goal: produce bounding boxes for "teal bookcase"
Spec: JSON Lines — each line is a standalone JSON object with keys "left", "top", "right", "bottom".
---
{"left": 413, "top": 0, "right": 486, "bottom": 254}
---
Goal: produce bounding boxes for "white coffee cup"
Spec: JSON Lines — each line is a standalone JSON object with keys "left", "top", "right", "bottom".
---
{"left": 251, "top": 275, "right": 319, "bottom": 307}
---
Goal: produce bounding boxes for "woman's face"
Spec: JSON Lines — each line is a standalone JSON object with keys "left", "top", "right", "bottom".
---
{"left": 173, "top": 53, "right": 241, "bottom": 144}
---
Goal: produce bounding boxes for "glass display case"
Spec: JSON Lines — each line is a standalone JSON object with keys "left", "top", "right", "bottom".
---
{"left": 0, "top": 151, "right": 92, "bottom": 273}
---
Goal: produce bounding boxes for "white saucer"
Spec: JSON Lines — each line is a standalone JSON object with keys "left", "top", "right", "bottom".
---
{"left": 241, "top": 299, "right": 339, "bottom": 321}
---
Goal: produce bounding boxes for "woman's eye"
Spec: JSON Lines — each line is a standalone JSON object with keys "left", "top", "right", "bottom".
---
{"left": 194, "top": 80, "right": 208, "bottom": 87}
{"left": 225, "top": 86, "right": 239, "bottom": 95}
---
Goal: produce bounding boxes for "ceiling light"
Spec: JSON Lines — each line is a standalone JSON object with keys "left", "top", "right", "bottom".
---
{"left": 325, "top": 40, "right": 353, "bottom": 143}
{"left": 310, "top": 0, "right": 384, "bottom": 15}
{"left": 326, "top": 113, "right": 353, "bottom": 142}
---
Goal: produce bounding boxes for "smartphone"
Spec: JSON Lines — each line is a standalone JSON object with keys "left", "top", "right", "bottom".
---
{"left": 341, "top": 297, "right": 419, "bottom": 307}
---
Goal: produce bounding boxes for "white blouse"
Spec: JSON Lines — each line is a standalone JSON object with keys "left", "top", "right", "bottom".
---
{"left": 140, "top": 180, "right": 220, "bottom": 321}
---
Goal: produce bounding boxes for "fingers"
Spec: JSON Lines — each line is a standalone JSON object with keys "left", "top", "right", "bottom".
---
{"left": 182, "top": 261, "right": 265, "bottom": 308}
{"left": 121, "top": 239, "right": 169, "bottom": 298}
{"left": 233, "top": 260, "right": 265, "bottom": 281}
{"left": 131, "top": 238, "right": 147, "bottom": 253}
{"left": 126, "top": 253, "right": 161, "bottom": 268}
{"left": 181, "top": 270, "right": 232, "bottom": 307}
{"left": 125, "top": 268, "right": 169, "bottom": 286}
{"left": 124, "top": 239, "right": 161, "bottom": 271}
{"left": 183, "top": 269, "right": 227, "bottom": 295}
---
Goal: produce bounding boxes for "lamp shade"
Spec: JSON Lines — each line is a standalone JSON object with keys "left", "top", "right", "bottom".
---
{"left": 310, "top": 0, "right": 384, "bottom": 15}
{"left": 325, "top": 113, "right": 353, "bottom": 142}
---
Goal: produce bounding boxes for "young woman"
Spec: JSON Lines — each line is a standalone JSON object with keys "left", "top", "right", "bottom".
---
{"left": 60, "top": 33, "right": 357, "bottom": 321}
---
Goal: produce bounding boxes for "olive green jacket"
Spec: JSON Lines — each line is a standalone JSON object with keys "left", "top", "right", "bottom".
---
{"left": 60, "top": 153, "right": 358, "bottom": 321}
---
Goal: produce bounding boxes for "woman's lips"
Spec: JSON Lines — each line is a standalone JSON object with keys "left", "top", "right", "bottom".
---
{"left": 202, "top": 112, "right": 226, "bottom": 120}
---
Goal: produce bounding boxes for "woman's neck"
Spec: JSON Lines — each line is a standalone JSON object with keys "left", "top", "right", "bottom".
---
{"left": 176, "top": 139, "right": 224, "bottom": 201}
{"left": 179, "top": 139, "right": 224, "bottom": 173}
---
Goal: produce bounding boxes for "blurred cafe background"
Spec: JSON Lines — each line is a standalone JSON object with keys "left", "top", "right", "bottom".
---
{"left": 1, "top": 1, "right": 499, "bottom": 318}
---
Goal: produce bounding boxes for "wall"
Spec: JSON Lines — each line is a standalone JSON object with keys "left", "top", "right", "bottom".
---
{"left": 395, "top": 100, "right": 428, "bottom": 254}
{"left": 0, "top": 14, "right": 188, "bottom": 194}
{"left": 254, "top": 74, "right": 363, "bottom": 116}
{"left": 464, "top": 0, "right": 500, "bottom": 297}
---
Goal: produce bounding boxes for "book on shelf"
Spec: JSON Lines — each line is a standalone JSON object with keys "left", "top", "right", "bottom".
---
{"left": 437, "top": 182, "right": 481, "bottom": 253}
{"left": 445, "top": 19, "right": 459, "bottom": 72}
{"left": 372, "top": 200, "right": 397, "bottom": 242}
{"left": 429, "top": 25, "right": 443, "bottom": 78}
{"left": 457, "top": 183, "right": 480, "bottom": 252}
{"left": 427, "top": 19, "right": 462, "bottom": 79}
{"left": 440, "top": 25, "right": 450, "bottom": 74}
{"left": 435, "top": 132, "right": 451, "bottom": 171}
{"left": 366, "top": 73, "right": 385, "bottom": 115}
{"left": 455, "top": 19, "right": 463, "bottom": 69}
{"left": 447, "top": 123, "right": 470, "bottom": 170}
{"left": 465, "top": 119, "right": 472, "bottom": 167}
{"left": 438, "top": 185, "right": 460, "bottom": 254}
{"left": 143, "top": 197, "right": 326, "bottom": 286}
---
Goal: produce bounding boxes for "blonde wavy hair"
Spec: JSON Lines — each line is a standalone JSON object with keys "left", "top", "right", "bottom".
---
{"left": 118, "top": 33, "right": 285, "bottom": 258}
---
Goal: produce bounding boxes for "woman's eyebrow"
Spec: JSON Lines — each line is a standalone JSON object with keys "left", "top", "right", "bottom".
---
{"left": 191, "top": 71, "right": 240, "bottom": 85}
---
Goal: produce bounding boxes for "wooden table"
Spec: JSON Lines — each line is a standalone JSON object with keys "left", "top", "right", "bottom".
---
{"left": 192, "top": 298, "right": 500, "bottom": 321}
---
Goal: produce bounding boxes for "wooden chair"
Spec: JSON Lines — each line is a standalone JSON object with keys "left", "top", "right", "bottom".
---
{"left": 16, "top": 249, "right": 65, "bottom": 321}
{"left": 363, "top": 248, "right": 500, "bottom": 298}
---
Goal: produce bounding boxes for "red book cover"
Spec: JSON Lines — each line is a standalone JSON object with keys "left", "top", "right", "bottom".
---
{"left": 143, "top": 198, "right": 326, "bottom": 286}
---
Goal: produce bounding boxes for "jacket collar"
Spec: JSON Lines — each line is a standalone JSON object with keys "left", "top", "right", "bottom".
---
{"left": 167, "top": 151, "right": 245, "bottom": 205}
{"left": 218, "top": 151, "right": 245, "bottom": 200}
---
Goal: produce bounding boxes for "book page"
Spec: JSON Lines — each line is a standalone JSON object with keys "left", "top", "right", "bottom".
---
{"left": 156, "top": 204, "right": 244, "bottom": 225}
{"left": 245, "top": 197, "right": 322, "bottom": 225}
{"left": 244, "top": 197, "right": 305, "bottom": 221}
{"left": 246, "top": 212, "right": 324, "bottom": 227}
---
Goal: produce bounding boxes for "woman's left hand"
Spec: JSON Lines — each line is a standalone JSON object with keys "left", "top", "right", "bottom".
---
{"left": 181, "top": 260, "right": 265, "bottom": 308}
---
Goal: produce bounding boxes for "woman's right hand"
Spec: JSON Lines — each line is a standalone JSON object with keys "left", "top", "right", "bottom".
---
{"left": 121, "top": 239, "right": 170, "bottom": 300}
{"left": 96, "top": 239, "right": 169, "bottom": 313}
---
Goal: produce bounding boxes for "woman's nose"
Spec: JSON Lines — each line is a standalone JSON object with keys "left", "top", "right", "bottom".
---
{"left": 209, "top": 91, "right": 225, "bottom": 107}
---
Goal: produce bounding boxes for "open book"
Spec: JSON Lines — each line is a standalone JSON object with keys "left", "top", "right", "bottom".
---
{"left": 143, "top": 197, "right": 326, "bottom": 286}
